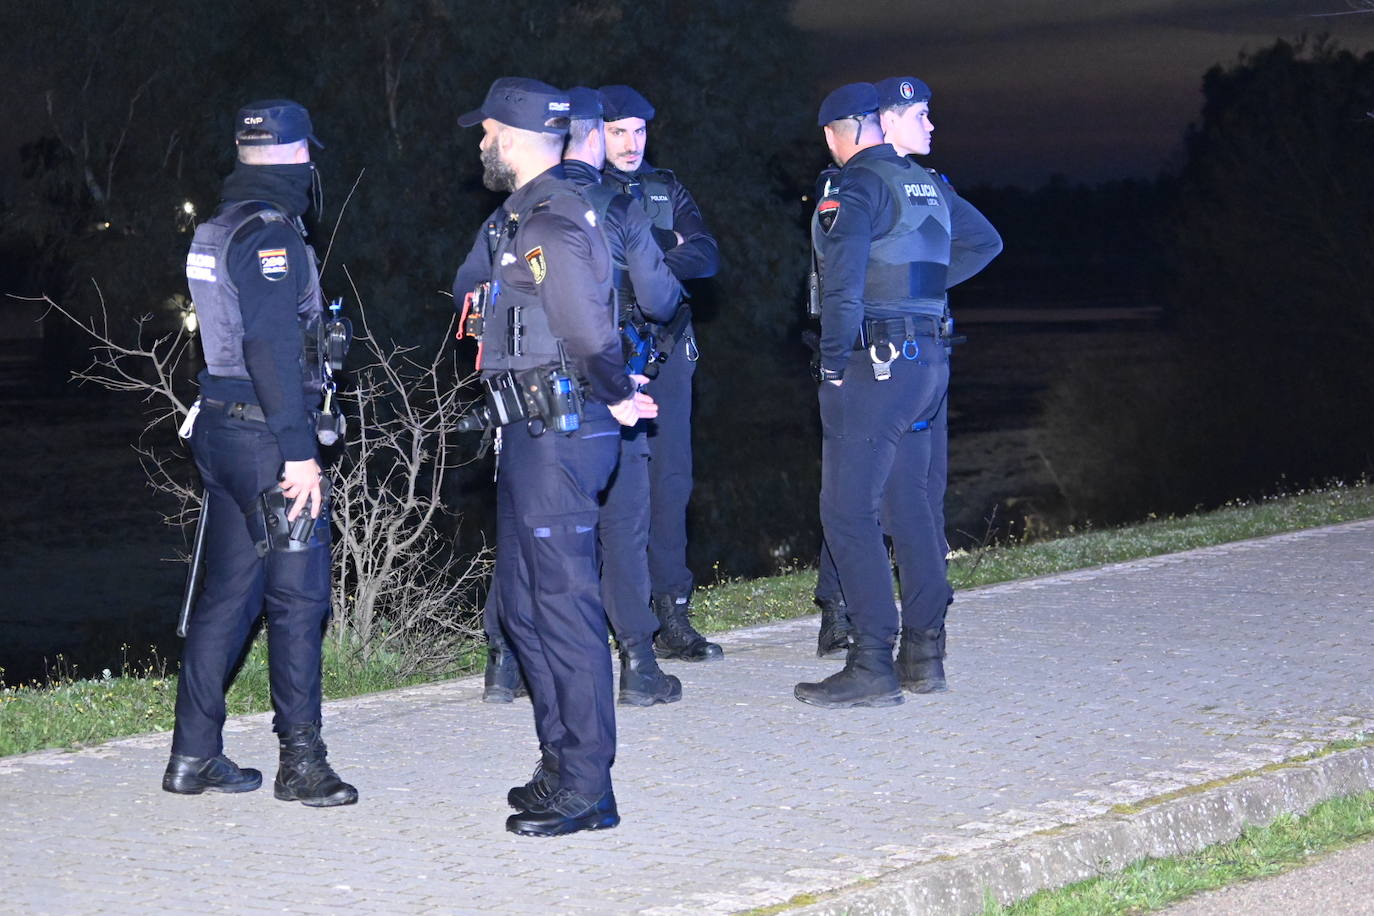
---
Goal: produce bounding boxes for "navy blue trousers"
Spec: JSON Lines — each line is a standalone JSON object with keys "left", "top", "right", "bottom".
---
{"left": 172, "top": 408, "right": 331, "bottom": 758}
{"left": 494, "top": 409, "right": 620, "bottom": 797}
{"left": 818, "top": 339, "right": 950, "bottom": 649}
{"left": 815, "top": 391, "right": 952, "bottom": 616}
{"left": 482, "top": 425, "right": 658, "bottom": 648}
{"left": 644, "top": 329, "right": 697, "bottom": 599}
{"left": 599, "top": 426, "right": 658, "bottom": 641}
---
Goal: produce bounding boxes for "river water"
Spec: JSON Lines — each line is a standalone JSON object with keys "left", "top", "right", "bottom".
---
{"left": 0, "top": 308, "right": 1163, "bottom": 686}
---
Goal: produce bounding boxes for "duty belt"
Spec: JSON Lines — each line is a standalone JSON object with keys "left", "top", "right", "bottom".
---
{"left": 203, "top": 398, "right": 267, "bottom": 423}
{"left": 854, "top": 315, "right": 950, "bottom": 350}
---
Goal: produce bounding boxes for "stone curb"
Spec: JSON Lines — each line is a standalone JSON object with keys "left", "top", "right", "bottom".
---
{"left": 784, "top": 745, "right": 1374, "bottom": 916}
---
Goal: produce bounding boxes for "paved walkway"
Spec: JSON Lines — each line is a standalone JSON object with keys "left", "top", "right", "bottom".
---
{"left": 3, "top": 521, "right": 1373, "bottom": 915}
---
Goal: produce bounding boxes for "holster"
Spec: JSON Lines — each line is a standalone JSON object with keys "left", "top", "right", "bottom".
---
{"left": 248, "top": 476, "right": 331, "bottom": 556}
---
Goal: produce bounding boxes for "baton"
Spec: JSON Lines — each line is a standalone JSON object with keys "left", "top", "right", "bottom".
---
{"left": 177, "top": 491, "right": 209, "bottom": 638}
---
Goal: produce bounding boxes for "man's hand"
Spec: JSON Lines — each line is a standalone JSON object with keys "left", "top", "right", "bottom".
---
{"left": 609, "top": 386, "right": 658, "bottom": 427}
{"left": 281, "top": 458, "right": 324, "bottom": 521}
{"left": 650, "top": 227, "right": 684, "bottom": 251}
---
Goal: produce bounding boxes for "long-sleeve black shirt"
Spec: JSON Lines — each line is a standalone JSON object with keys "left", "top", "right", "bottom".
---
{"left": 563, "top": 159, "right": 683, "bottom": 323}
{"left": 454, "top": 165, "right": 632, "bottom": 406}
{"left": 602, "top": 161, "right": 719, "bottom": 282}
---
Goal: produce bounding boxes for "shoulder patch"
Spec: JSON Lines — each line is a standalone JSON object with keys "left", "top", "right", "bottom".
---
{"left": 524, "top": 246, "right": 547, "bottom": 284}
{"left": 817, "top": 199, "right": 841, "bottom": 234}
{"left": 258, "top": 248, "right": 289, "bottom": 281}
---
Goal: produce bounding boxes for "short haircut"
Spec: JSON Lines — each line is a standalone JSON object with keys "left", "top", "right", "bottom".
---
{"left": 237, "top": 133, "right": 307, "bottom": 165}
{"left": 568, "top": 117, "right": 603, "bottom": 149}
{"left": 507, "top": 122, "right": 567, "bottom": 155}
{"left": 881, "top": 101, "right": 922, "bottom": 116}
{"left": 827, "top": 112, "right": 881, "bottom": 143}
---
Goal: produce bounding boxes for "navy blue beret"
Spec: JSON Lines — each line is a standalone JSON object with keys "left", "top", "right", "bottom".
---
{"left": 599, "top": 85, "right": 655, "bottom": 122}
{"left": 817, "top": 83, "right": 879, "bottom": 126}
{"left": 875, "top": 76, "right": 932, "bottom": 109}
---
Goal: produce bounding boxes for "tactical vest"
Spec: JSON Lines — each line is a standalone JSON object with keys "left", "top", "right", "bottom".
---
{"left": 185, "top": 201, "right": 325, "bottom": 394}
{"left": 481, "top": 184, "right": 611, "bottom": 374}
{"left": 604, "top": 168, "right": 675, "bottom": 231}
{"left": 578, "top": 181, "right": 636, "bottom": 310}
{"left": 812, "top": 157, "right": 952, "bottom": 315}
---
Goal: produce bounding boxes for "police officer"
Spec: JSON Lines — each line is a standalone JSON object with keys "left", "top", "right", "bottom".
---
{"left": 598, "top": 85, "right": 723, "bottom": 662}
{"left": 165, "top": 100, "right": 356, "bottom": 806}
{"left": 453, "top": 78, "right": 656, "bottom": 836}
{"left": 872, "top": 75, "right": 1001, "bottom": 691}
{"left": 563, "top": 86, "right": 685, "bottom": 706}
{"left": 796, "top": 82, "right": 1000, "bottom": 708}
{"left": 810, "top": 78, "right": 1003, "bottom": 669}
{"left": 465, "top": 89, "right": 684, "bottom": 709}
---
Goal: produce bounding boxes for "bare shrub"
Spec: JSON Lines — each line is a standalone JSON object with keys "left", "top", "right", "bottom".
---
{"left": 26, "top": 283, "right": 486, "bottom": 679}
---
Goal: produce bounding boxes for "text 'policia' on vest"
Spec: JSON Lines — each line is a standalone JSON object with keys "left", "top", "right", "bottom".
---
{"left": 811, "top": 157, "right": 954, "bottom": 321}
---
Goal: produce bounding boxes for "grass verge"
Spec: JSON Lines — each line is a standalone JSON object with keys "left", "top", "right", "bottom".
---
{"left": 4, "top": 480, "right": 1373, "bottom": 758}
{"left": 690, "top": 479, "right": 1374, "bottom": 632}
{"left": 983, "top": 789, "right": 1374, "bottom": 915}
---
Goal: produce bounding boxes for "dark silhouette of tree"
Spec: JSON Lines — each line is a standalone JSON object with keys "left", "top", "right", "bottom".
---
{"left": 1039, "top": 37, "right": 1374, "bottom": 522}
{"left": 0, "top": 0, "right": 820, "bottom": 577}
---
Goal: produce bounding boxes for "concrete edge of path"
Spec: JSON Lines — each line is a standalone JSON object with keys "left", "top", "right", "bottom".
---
{"left": 779, "top": 744, "right": 1374, "bottom": 916}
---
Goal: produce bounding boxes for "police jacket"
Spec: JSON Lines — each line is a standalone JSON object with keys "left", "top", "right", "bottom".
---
{"left": 454, "top": 165, "right": 633, "bottom": 408}
{"left": 563, "top": 159, "right": 682, "bottom": 324}
{"left": 812, "top": 144, "right": 1001, "bottom": 374}
{"left": 185, "top": 162, "right": 322, "bottom": 461}
{"left": 601, "top": 161, "right": 719, "bottom": 282}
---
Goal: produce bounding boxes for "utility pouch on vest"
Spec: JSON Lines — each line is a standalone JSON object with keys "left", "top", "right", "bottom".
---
{"left": 454, "top": 364, "right": 584, "bottom": 435}
{"left": 507, "top": 304, "right": 525, "bottom": 358}
{"left": 248, "top": 475, "right": 331, "bottom": 556}
{"left": 457, "top": 282, "right": 491, "bottom": 368}
{"left": 324, "top": 298, "right": 352, "bottom": 373}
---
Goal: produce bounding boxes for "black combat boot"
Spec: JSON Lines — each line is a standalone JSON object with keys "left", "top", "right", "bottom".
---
{"left": 162, "top": 753, "right": 262, "bottom": 795}
{"left": 652, "top": 593, "right": 724, "bottom": 662}
{"left": 482, "top": 636, "right": 528, "bottom": 703}
{"left": 815, "top": 596, "right": 851, "bottom": 658}
{"left": 794, "top": 643, "right": 903, "bottom": 708}
{"left": 896, "top": 627, "right": 948, "bottom": 693}
{"left": 506, "top": 788, "right": 620, "bottom": 837}
{"left": 274, "top": 723, "right": 359, "bottom": 807}
{"left": 507, "top": 747, "right": 560, "bottom": 810}
{"left": 618, "top": 636, "right": 683, "bottom": 707}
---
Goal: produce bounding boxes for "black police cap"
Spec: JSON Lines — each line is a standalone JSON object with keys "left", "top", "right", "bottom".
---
{"left": 875, "top": 76, "right": 932, "bottom": 109}
{"left": 236, "top": 99, "right": 323, "bottom": 148}
{"left": 458, "top": 77, "right": 571, "bottom": 134}
{"left": 598, "top": 85, "right": 655, "bottom": 122}
{"left": 817, "top": 83, "right": 879, "bottom": 127}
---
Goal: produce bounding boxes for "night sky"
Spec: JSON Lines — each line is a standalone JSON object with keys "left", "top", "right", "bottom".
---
{"left": 793, "top": 0, "right": 1374, "bottom": 186}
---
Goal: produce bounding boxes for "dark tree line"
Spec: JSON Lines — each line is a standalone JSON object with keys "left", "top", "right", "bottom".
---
{"left": 0, "top": 0, "right": 824, "bottom": 578}
{"left": 1038, "top": 37, "right": 1374, "bottom": 523}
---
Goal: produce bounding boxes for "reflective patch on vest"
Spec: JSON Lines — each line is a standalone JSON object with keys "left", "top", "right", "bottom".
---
{"left": 817, "top": 199, "right": 841, "bottom": 233}
{"left": 524, "top": 246, "right": 547, "bottom": 284}
{"left": 186, "top": 252, "right": 216, "bottom": 282}
{"left": 258, "top": 248, "right": 289, "bottom": 280}
{"left": 585, "top": 209, "right": 597, "bottom": 228}
{"left": 501, "top": 252, "right": 517, "bottom": 266}
{"left": 903, "top": 182, "right": 940, "bottom": 206}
